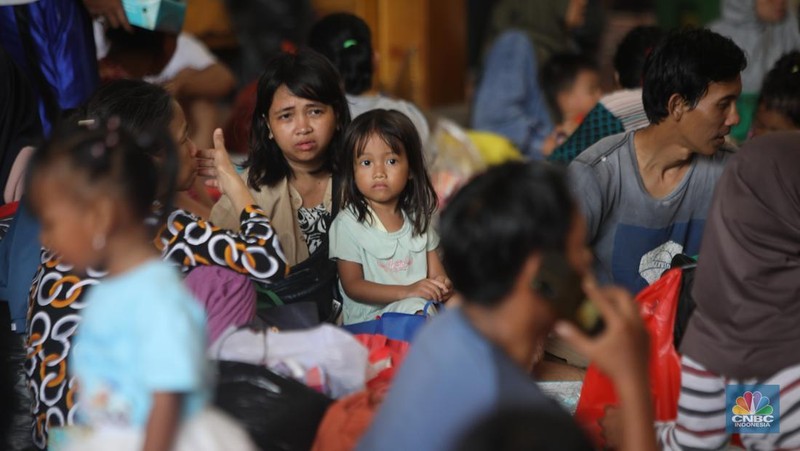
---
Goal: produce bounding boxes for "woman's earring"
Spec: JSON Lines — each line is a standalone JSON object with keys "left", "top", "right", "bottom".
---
{"left": 92, "top": 234, "right": 106, "bottom": 251}
{"left": 262, "top": 114, "right": 274, "bottom": 139}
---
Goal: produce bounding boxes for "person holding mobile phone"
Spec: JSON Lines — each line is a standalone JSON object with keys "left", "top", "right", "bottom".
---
{"left": 358, "top": 161, "right": 657, "bottom": 451}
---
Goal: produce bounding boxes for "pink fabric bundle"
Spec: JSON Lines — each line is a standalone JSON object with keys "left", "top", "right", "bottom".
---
{"left": 185, "top": 266, "right": 256, "bottom": 344}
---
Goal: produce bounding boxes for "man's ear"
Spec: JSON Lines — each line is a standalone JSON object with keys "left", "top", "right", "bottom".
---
{"left": 668, "top": 93, "right": 688, "bottom": 121}
{"left": 519, "top": 253, "right": 543, "bottom": 296}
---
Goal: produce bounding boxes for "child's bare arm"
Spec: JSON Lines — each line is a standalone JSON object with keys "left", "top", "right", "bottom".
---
{"left": 338, "top": 260, "right": 449, "bottom": 303}
{"left": 165, "top": 65, "right": 236, "bottom": 100}
{"left": 143, "top": 392, "right": 182, "bottom": 451}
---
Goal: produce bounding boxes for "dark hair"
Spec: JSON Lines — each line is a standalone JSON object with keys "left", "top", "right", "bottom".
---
{"left": 642, "top": 28, "right": 746, "bottom": 124}
{"left": 308, "top": 13, "right": 373, "bottom": 95}
{"left": 245, "top": 49, "right": 351, "bottom": 189}
{"left": 540, "top": 53, "right": 598, "bottom": 122}
{"left": 81, "top": 79, "right": 174, "bottom": 138}
{"left": 454, "top": 408, "right": 594, "bottom": 451}
{"left": 439, "top": 162, "right": 574, "bottom": 305}
{"left": 34, "top": 80, "right": 181, "bottom": 219}
{"left": 613, "top": 26, "right": 665, "bottom": 89}
{"left": 340, "top": 109, "right": 436, "bottom": 236}
{"left": 758, "top": 51, "right": 800, "bottom": 127}
{"left": 105, "top": 26, "right": 170, "bottom": 54}
{"left": 26, "top": 121, "right": 176, "bottom": 222}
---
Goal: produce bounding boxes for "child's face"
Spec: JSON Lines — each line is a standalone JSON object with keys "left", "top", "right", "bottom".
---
{"left": 354, "top": 134, "right": 410, "bottom": 210}
{"left": 558, "top": 69, "right": 602, "bottom": 122}
{"left": 751, "top": 103, "right": 797, "bottom": 138}
{"left": 266, "top": 84, "right": 337, "bottom": 171}
{"left": 170, "top": 101, "right": 199, "bottom": 191}
{"left": 31, "top": 170, "right": 105, "bottom": 272}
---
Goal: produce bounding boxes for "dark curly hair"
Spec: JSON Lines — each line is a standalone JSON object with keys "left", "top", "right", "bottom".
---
{"left": 758, "top": 51, "right": 800, "bottom": 128}
{"left": 308, "top": 13, "right": 373, "bottom": 95}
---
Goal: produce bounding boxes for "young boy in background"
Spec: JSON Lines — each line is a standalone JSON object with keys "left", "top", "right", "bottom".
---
{"left": 539, "top": 53, "right": 602, "bottom": 155}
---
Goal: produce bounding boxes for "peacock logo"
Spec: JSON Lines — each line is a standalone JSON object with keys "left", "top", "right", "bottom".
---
{"left": 727, "top": 385, "right": 780, "bottom": 433}
{"left": 730, "top": 390, "right": 776, "bottom": 430}
{"left": 732, "top": 391, "right": 774, "bottom": 416}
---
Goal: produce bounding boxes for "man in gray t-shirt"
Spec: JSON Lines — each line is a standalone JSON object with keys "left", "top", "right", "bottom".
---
{"left": 568, "top": 28, "right": 746, "bottom": 294}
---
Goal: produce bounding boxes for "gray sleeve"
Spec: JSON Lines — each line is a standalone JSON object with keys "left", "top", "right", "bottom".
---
{"left": 567, "top": 160, "right": 604, "bottom": 244}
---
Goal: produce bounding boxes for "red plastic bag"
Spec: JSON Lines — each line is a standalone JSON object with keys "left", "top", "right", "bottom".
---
{"left": 351, "top": 334, "right": 412, "bottom": 388}
{"left": 574, "top": 268, "right": 683, "bottom": 446}
{"left": 311, "top": 378, "right": 393, "bottom": 451}
{"left": 0, "top": 200, "right": 18, "bottom": 219}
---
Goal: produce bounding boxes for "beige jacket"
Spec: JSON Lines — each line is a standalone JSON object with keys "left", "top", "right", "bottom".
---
{"left": 210, "top": 169, "right": 333, "bottom": 266}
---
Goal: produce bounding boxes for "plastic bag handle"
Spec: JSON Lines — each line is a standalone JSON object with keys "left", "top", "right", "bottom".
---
{"left": 423, "top": 301, "right": 442, "bottom": 316}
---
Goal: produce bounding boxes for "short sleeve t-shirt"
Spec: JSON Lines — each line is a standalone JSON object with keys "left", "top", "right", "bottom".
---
{"left": 568, "top": 131, "right": 732, "bottom": 294}
{"left": 329, "top": 207, "right": 439, "bottom": 324}
{"left": 358, "top": 308, "right": 563, "bottom": 451}
{"left": 71, "top": 259, "right": 211, "bottom": 428}
{"left": 144, "top": 33, "right": 217, "bottom": 84}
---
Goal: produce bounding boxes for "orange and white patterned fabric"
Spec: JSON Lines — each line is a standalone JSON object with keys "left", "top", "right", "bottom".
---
{"left": 25, "top": 205, "right": 286, "bottom": 449}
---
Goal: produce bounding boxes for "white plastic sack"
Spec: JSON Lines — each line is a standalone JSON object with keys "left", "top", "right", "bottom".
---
{"left": 209, "top": 324, "right": 369, "bottom": 399}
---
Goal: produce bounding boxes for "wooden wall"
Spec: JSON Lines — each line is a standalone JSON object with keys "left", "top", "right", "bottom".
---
{"left": 312, "top": 0, "right": 467, "bottom": 108}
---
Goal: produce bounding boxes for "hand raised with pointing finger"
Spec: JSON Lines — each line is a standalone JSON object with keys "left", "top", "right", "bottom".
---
{"left": 196, "top": 129, "right": 257, "bottom": 215}
{"left": 197, "top": 129, "right": 240, "bottom": 197}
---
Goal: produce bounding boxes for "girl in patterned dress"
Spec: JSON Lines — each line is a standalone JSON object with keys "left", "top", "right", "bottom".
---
{"left": 24, "top": 80, "right": 286, "bottom": 449}
{"left": 26, "top": 116, "right": 257, "bottom": 450}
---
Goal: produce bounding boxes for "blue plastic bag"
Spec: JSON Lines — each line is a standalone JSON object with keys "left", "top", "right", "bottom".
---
{"left": 342, "top": 302, "right": 437, "bottom": 342}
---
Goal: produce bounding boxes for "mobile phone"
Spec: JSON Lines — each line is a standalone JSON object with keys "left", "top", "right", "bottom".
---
{"left": 532, "top": 251, "right": 604, "bottom": 336}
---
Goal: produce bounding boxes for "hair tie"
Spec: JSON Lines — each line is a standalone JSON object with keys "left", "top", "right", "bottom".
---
{"left": 78, "top": 119, "right": 97, "bottom": 128}
{"left": 343, "top": 39, "right": 358, "bottom": 49}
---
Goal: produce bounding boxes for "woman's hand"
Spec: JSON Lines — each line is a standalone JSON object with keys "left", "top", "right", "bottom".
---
{"left": 197, "top": 129, "right": 237, "bottom": 194}
{"left": 83, "top": 0, "right": 132, "bottom": 31}
{"left": 197, "top": 129, "right": 255, "bottom": 212}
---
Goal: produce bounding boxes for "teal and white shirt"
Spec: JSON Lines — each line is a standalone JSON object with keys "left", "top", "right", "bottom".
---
{"left": 329, "top": 207, "right": 439, "bottom": 325}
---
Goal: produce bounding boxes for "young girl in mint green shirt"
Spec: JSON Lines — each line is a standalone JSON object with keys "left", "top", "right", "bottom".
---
{"left": 330, "top": 109, "right": 452, "bottom": 325}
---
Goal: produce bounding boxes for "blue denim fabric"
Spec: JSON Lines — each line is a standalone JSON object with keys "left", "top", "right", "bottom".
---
{"left": 471, "top": 30, "right": 553, "bottom": 160}
{"left": 0, "top": 202, "right": 41, "bottom": 334}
